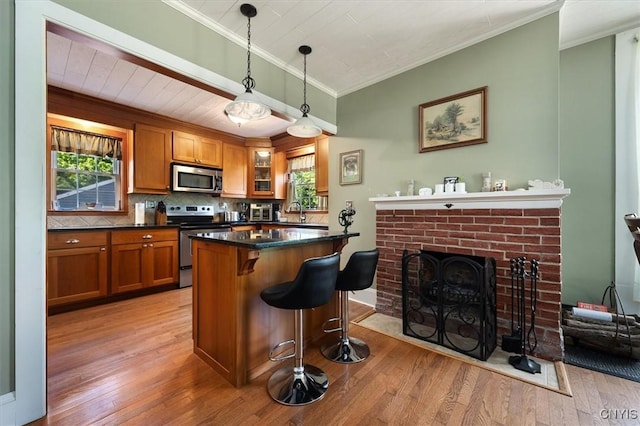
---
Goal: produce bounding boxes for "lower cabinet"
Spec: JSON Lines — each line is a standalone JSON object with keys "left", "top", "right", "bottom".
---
{"left": 47, "top": 228, "right": 179, "bottom": 311}
{"left": 47, "top": 230, "right": 108, "bottom": 306}
{"left": 111, "top": 229, "right": 178, "bottom": 294}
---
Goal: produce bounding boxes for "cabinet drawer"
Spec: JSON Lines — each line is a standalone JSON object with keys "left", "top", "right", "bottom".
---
{"left": 48, "top": 231, "right": 108, "bottom": 249}
{"left": 111, "top": 228, "right": 177, "bottom": 245}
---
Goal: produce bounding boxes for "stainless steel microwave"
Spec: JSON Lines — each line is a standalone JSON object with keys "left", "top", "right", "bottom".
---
{"left": 171, "top": 163, "right": 222, "bottom": 195}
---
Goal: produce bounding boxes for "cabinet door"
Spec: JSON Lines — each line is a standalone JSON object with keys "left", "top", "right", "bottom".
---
{"left": 111, "top": 243, "right": 146, "bottom": 293}
{"left": 196, "top": 136, "right": 222, "bottom": 168}
{"left": 131, "top": 124, "right": 171, "bottom": 194}
{"left": 47, "top": 246, "right": 108, "bottom": 306}
{"left": 222, "top": 143, "right": 247, "bottom": 198}
{"left": 248, "top": 148, "right": 275, "bottom": 198}
{"left": 172, "top": 130, "right": 197, "bottom": 164}
{"left": 274, "top": 151, "right": 287, "bottom": 200}
{"left": 147, "top": 240, "right": 179, "bottom": 287}
{"left": 315, "top": 136, "right": 329, "bottom": 195}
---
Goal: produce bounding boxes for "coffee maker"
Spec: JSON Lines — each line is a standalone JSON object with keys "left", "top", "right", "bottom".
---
{"left": 237, "top": 202, "right": 248, "bottom": 222}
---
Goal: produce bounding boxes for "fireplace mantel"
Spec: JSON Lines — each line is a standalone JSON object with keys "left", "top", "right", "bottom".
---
{"left": 369, "top": 188, "right": 571, "bottom": 210}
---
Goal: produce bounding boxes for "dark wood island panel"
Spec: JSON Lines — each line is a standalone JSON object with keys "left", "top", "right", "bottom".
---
{"left": 191, "top": 229, "right": 358, "bottom": 387}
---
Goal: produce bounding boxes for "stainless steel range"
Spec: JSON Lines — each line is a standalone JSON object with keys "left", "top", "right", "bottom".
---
{"left": 166, "top": 204, "right": 231, "bottom": 288}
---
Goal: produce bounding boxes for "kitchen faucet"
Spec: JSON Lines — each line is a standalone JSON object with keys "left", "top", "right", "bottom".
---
{"left": 288, "top": 200, "right": 306, "bottom": 223}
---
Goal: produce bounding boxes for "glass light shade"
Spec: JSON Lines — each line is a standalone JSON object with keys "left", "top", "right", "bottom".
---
{"left": 287, "top": 115, "right": 322, "bottom": 138}
{"left": 224, "top": 90, "right": 271, "bottom": 124}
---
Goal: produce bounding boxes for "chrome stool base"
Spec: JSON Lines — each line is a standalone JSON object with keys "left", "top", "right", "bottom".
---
{"left": 321, "top": 337, "right": 370, "bottom": 363}
{"left": 267, "top": 365, "right": 328, "bottom": 406}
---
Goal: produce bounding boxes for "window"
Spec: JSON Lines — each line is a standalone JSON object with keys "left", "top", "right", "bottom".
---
{"left": 287, "top": 154, "right": 318, "bottom": 210}
{"left": 51, "top": 151, "right": 120, "bottom": 210}
{"left": 48, "top": 115, "right": 127, "bottom": 212}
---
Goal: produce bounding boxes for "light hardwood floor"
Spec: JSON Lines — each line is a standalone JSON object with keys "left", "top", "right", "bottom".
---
{"left": 32, "top": 288, "right": 640, "bottom": 425}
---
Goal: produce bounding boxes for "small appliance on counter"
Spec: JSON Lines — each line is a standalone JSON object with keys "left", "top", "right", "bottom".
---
{"left": 237, "top": 202, "right": 248, "bottom": 222}
{"left": 249, "top": 203, "right": 273, "bottom": 221}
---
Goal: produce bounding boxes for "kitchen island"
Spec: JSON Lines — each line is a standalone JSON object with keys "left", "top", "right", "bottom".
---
{"left": 190, "top": 228, "right": 359, "bottom": 387}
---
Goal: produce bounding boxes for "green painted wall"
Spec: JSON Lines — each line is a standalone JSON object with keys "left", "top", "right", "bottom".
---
{"left": 559, "top": 37, "right": 616, "bottom": 305}
{"left": 1, "top": 0, "right": 15, "bottom": 396}
{"left": 51, "top": 0, "right": 336, "bottom": 125}
{"left": 332, "top": 14, "right": 560, "bottom": 260}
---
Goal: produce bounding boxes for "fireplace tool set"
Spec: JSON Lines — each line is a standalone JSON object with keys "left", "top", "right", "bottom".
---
{"left": 502, "top": 257, "right": 541, "bottom": 374}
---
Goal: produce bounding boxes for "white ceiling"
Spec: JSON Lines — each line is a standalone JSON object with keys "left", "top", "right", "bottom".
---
{"left": 46, "top": 0, "right": 640, "bottom": 138}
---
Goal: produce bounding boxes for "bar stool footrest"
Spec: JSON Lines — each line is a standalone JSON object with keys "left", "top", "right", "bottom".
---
{"left": 269, "top": 339, "right": 295, "bottom": 362}
{"left": 322, "top": 317, "right": 342, "bottom": 333}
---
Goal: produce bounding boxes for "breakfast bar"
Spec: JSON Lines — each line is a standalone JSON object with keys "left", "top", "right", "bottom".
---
{"left": 190, "top": 228, "right": 359, "bottom": 387}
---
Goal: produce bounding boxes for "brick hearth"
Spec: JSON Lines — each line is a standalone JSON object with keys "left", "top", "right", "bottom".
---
{"left": 370, "top": 190, "right": 570, "bottom": 361}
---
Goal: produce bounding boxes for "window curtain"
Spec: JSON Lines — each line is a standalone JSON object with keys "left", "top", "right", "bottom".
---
{"left": 615, "top": 28, "right": 640, "bottom": 313}
{"left": 51, "top": 127, "right": 122, "bottom": 159}
{"left": 285, "top": 154, "right": 315, "bottom": 210}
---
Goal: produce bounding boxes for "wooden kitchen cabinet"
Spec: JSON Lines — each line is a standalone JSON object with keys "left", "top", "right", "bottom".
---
{"left": 129, "top": 123, "right": 171, "bottom": 194}
{"left": 248, "top": 147, "right": 276, "bottom": 198}
{"left": 315, "top": 135, "right": 329, "bottom": 195}
{"left": 222, "top": 143, "right": 247, "bottom": 198}
{"left": 172, "top": 131, "right": 222, "bottom": 168}
{"left": 274, "top": 151, "right": 287, "bottom": 200}
{"left": 47, "top": 230, "right": 108, "bottom": 306}
{"left": 111, "top": 228, "right": 178, "bottom": 294}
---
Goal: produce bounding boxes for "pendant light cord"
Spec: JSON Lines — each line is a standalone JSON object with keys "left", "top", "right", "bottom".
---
{"left": 243, "top": 14, "right": 255, "bottom": 91}
{"left": 300, "top": 49, "right": 310, "bottom": 115}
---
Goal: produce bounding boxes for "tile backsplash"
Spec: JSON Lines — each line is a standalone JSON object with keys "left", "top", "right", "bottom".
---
{"left": 47, "top": 193, "right": 329, "bottom": 228}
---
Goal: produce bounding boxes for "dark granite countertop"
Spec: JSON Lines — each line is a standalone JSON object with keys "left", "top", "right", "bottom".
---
{"left": 47, "top": 221, "right": 327, "bottom": 232}
{"left": 47, "top": 224, "right": 180, "bottom": 232}
{"left": 190, "top": 228, "right": 359, "bottom": 249}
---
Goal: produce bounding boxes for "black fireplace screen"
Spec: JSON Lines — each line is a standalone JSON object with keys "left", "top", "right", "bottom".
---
{"left": 402, "top": 250, "right": 497, "bottom": 361}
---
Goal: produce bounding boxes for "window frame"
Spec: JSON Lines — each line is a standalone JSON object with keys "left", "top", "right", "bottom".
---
{"left": 47, "top": 114, "right": 129, "bottom": 215}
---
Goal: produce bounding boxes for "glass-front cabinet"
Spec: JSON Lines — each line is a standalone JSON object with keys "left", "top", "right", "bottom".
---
{"left": 248, "top": 147, "right": 275, "bottom": 198}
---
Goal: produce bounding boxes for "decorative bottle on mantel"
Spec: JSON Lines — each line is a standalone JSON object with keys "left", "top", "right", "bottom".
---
{"left": 482, "top": 172, "right": 492, "bottom": 192}
{"left": 407, "top": 179, "right": 415, "bottom": 196}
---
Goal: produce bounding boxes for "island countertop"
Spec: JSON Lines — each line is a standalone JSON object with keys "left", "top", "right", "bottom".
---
{"left": 190, "top": 228, "right": 359, "bottom": 250}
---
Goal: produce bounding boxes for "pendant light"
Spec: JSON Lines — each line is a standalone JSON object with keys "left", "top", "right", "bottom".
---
{"left": 287, "top": 45, "right": 322, "bottom": 138}
{"left": 225, "top": 3, "right": 271, "bottom": 125}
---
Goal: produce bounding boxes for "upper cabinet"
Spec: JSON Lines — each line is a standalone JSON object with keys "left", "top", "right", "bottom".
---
{"left": 129, "top": 124, "right": 171, "bottom": 194}
{"left": 222, "top": 143, "right": 247, "bottom": 198}
{"left": 274, "top": 151, "right": 287, "bottom": 200}
{"left": 172, "top": 131, "right": 222, "bottom": 168}
{"left": 248, "top": 147, "right": 275, "bottom": 198}
{"left": 315, "top": 136, "right": 329, "bottom": 195}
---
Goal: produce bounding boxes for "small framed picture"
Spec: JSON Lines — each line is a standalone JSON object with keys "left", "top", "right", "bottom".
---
{"left": 494, "top": 179, "right": 507, "bottom": 191}
{"left": 443, "top": 176, "right": 459, "bottom": 185}
{"left": 339, "top": 150, "right": 363, "bottom": 185}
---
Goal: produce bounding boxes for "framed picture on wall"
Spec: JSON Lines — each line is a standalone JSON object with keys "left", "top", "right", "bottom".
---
{"left": 419, "top": 86, "right": 487, "bottom": 153}
{"left": 339, "top": 149, "right": 363, "bottom": 185}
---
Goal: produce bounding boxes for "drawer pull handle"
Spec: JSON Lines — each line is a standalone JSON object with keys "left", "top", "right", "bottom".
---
{"left": 148, "top": 243, "right": 154, "bottom": 247}
{"left": 100, "top": 247, "right": 106, "bottom": 251}
{"left": 142, "top": 234, "right": 153, "bottom": 239}
{"left": 66, "top": 239, "right": 80, "bottom": 244}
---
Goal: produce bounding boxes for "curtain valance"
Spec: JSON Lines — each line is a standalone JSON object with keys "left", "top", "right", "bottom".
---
{"left": 51, "top": 127, "right": 122, "bottom": 159}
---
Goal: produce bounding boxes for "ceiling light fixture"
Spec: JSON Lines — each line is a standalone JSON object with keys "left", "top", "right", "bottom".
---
{"left": 224, "top": 3, "right": 271, "bottom": 126}
{"left": 287, "top": 45, "right": 322, "bottom": 138}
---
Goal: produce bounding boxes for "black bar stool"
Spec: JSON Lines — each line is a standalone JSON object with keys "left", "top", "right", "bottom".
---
{"left": 321, "top": 248, "right": 379, "bottom": 363}
{"left": 260, "top": 252, "right": 340, "bottom": 405}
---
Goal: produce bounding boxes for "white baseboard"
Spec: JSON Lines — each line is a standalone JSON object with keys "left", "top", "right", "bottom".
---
{"left": 0, "top": 392, "right": 16, "bottom": 426}
{"left": 350, "top": 288, "right": 376, "bottom": 307}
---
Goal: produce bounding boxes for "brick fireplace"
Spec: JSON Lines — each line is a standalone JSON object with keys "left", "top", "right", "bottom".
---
{"left": 369, "top": 189, "right": 570, "bottom": 360}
